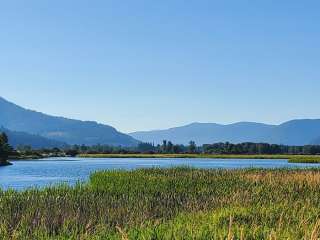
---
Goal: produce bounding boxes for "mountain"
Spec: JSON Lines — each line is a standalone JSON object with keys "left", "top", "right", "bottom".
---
{"left": 267, "top": 120, "right": 320, "bottom": 145}
{"left": 312, "top": 137, "right": 320, "bottom": 144}
{"left": 130, "top": 120, "right": 320, "bottom": 146}
{"left": 0, "top": 97, "right": 138, "bottom": 146}
{"left": 0, "top": 127, "right": 66, "bottom": 149}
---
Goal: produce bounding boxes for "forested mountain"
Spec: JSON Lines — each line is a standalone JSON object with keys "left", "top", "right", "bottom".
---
{"left": 0, "top": 97, "right": 138, "bottom": 146}
{"left": 0, "top": 127, "right": 66, "bottom": 149}
{"left": 130, "top": 120, "right": 320, "bottom": 146}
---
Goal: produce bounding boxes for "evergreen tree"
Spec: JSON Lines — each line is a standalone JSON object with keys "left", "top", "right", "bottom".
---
{"left": 0, "top": 133, "right": 12, "bottom": 163}
{"left": 188, "top": 141, "right": 197, "bottom": 153}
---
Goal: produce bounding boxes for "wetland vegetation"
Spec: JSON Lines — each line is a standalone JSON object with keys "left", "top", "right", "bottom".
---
{"left": 2, "top": 133, "right": 320, "bottom": 238}
{"left": 1, "top": 168, "right": 320, "bottom": 239}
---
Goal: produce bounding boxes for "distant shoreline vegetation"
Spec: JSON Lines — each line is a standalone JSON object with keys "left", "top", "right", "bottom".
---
{"left": 66, "top": 141, "right": 320, "bottom": 156}
{"left": 62, "top": 141, "right": 320, "bottom": 163}
{"left": 78, "top": 153, "right": 291, "bottom": 159}
{"left": 2, "top": 130, "right": 320, "bottom": 164}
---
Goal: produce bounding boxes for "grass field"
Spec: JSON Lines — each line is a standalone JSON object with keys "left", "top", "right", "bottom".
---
{"left": 79, "top": 153, "right": 320, "bottom": 163}
{"left": 1, "top": 168, "right": 320, "bottom": 239}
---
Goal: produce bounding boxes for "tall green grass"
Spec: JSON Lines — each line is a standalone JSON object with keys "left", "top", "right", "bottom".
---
{"left": 1, "top": 168, "right": 320, "bottom": 239}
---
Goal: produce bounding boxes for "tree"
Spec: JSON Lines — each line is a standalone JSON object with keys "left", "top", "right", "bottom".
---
{"left": 188, "top": 141, "right": 197, "bottom": 154}
{"left": 173, "top": 145, "right": 181, "bottom": 154}
{"left": 137, "top": 142, "right": 155, "bottom": 153}
{"left": 65, "top": 149, "right": 79, "bottom": 157}
{"left": 0, "top": 133, "right": 12, "bottom": 163}
{"left": 167, "top": 141, "right": 174, "bottom": 153}
{"left": 161, "top": 140, "right": 167, "bottom": 153}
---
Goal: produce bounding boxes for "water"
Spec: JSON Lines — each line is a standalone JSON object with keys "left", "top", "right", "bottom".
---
{"left": 1, "top": 157, "right": 320, "bottom": 190}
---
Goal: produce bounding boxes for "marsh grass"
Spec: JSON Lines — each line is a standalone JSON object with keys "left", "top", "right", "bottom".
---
{"left": 1, "top": 168, "right": 320, "bottom": 239}
{"left": 288, "top": 155, "right": 320, "bottom": 163}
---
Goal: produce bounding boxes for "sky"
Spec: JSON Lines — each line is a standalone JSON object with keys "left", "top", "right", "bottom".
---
{"left": 1, "top": 1, "right": 320, "bottom": 133}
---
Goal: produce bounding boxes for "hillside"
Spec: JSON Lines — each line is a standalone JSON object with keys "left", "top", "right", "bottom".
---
{"left": 0, "top": 97, "right": 138, "bottom": 146}
{"left": 130, "top": 120, "right": 320, "bottom": 146}
{"left": 0, "top": 127, "right": 66, "bottom": 149}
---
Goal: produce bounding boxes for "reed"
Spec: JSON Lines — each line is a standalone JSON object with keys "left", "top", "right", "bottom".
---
{"left": 1, "top": 168, "right": 320, "bottom": 239}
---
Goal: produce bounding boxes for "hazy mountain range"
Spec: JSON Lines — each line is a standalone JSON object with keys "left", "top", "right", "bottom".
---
{"left": 0, "top": 97, "right": 137, "bottom": 148}
{"left": 130, "top": 120, "right": 320, "bottom": 146}
{"left": 1, "top": 96, "right": 320, "bottom": 148}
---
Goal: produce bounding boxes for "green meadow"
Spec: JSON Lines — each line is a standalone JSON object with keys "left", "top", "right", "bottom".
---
{"left": 1, "top": 168, "right": 320, "bottom": 239}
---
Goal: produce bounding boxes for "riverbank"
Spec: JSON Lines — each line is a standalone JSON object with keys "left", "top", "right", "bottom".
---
{"left": 78, "top": 153, "right": 289, "bottom": 159}
{"left": 78, "top": 153, "right": 320, "bottom": 163}
{"left": 8, "top": 155, "right": 43, "bottom": 160}
{"left": 0, "top": 160, "right": 12, "bottom": 166}
{"left": 1, "top": 168, "right": 320, "bottom": 239}
{"left": 8, "top": 153, "right": 69, "bottom": 161}
{"left": 6, "top": 153, "right": 320, "bottom": 163}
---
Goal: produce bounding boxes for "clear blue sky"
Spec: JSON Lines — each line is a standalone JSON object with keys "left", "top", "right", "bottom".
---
{"left": 1, "top": 1, "right": 319, "bottom": 132}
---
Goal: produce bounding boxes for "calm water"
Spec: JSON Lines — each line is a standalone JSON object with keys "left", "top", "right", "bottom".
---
{"left": 1, "top": 157, "right": 320, "bottom": 190}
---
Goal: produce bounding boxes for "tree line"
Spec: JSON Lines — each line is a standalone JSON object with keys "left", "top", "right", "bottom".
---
{"left": 63, "top": 141, "right": 320, "bottom": 155}
{"left": 202, "top": 142, "right": 320, "bottom": 155}
{"left": 3, "top": 132, "right": 320, "bottom": 158}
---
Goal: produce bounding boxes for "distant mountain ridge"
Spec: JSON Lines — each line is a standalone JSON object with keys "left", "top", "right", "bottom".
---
{"left": 0, "top": 127, "right": 66, "bottom": 149}
{"left": 130, "top": 120, "right": 320, "bottom": 146}
{"left": 312, "top": 137, "right": 320, "bottom": 144}
{"left": 0, "top": 97, "right": 138, "bottom": 146}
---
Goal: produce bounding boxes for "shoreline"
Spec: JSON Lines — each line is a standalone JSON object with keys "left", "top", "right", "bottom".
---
{"left": 0, "top": 161, "right": 12, "bottom": 166}
{"left": 78, "top": 153, "right": 320, "bottom": 163}
{"left": 9, "top": 155, "right": 43, "bottom": 160}
{"left": 5, "top": 154, "right": 320, "bottom": 164}
{"left": 78, "top": 153, "right": 289, "bottom": 159}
